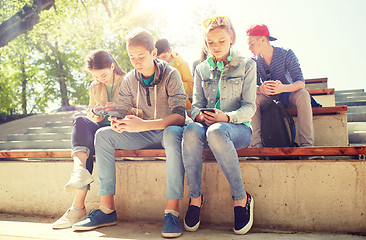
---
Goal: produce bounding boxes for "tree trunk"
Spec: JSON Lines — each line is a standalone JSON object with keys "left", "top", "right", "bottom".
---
{"left": 20, "top": 58, "right": 27, "bottom": 114}
{"left": 0, "top": 0, "right": 55, "bottom": 48}
{"left": 58, "top": 63, "right": 70, "bottom": 107}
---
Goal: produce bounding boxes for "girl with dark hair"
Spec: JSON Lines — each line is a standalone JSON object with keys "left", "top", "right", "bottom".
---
{"left": 53, "top": 50, "right": 129, "bottom": 229}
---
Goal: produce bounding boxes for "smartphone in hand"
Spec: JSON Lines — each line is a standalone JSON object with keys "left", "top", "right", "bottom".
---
{"left": 108, "top": 111, "right": 123, "bottom": 120}
{"left": 200, "top": 108, "right": 215, "bottom": 114}
{"left": 264, "top": 80, "right": 276, "bottom": 84}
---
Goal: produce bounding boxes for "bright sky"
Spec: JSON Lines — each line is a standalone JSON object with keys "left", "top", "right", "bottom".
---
{"left": 138, "top": 0, "right": 366, "bottom": 91}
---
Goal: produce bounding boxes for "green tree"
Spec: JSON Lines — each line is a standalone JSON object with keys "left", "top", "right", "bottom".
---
{"left": 0, "top": 0, "right": 166, "bottom": 116}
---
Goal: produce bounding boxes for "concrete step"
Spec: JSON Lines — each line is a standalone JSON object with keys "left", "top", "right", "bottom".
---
{"left": 346, "top": 105, "right": 366, "bottom": 114}
{"left": 7, "top": 133, "right": 71, "bottom": 141}
{"left": 305, "top": 82, "right": 328, "bottom": 90}
{"left": 335, "top": 89, "right": 365, "bottom": 95}
{"left": 335, "top": 92, "right": 366, "bottom": 98}
{"left": 45, "top": 121, "right": 72, "bottom": 128}
{"left": 348, "top": 131, "right": 366, "bottom": 144}
{"left": 349, "top": 143, "right": 366, "bottom": 146}
{"left": 0, "top": 139, "right": 71, "bottom": 150}
{"left": 336, "top": 95, "right": 366, "bottom": 103}
{"left": 346, "top": 113, "right": 366, "bottom": 122}
{"left": 27, "top": 126, "right": 72, "bottom": 134}
{"left": 347, "top": 122, "right": 366, "bottom": 132}
{"left": 336, "top": 100, "right": 366, "bottom": 107}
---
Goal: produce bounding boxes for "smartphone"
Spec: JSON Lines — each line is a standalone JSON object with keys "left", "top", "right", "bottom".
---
{"left": 108, "top": 111, "right": 123, "bottom": 120}
{"left": 200, "top": 108, "right": 215, "bottom": 114}
{"left": 264, "top": 80, "right": 276, "bottom": 84}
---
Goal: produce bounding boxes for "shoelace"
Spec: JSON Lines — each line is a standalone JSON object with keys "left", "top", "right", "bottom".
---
{"left": 87, "top": 209, "right": 99, "bottom": 217}
{"left": 166, "top": 213, "right": 179, "bottom": 224}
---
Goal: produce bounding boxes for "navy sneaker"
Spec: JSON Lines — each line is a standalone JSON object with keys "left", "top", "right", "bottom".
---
{"left": 233, "top": 192, "right": 254, "bottom": 235}
{"left": 72, "top": 209, "right": 117, "bottom": 231}
{"left": 183, "top": 195, "right": 203, "bottom": 232}
{"left": 162, "top": 213, "right": 182, "bottom": 238}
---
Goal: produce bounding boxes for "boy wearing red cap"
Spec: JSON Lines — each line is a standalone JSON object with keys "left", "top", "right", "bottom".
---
{"left": 247, "top": 24, "right": 314, "bottom": 149}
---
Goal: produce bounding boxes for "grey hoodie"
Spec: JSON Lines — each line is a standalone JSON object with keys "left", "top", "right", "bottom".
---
{"left": 116, "top": 59, "right": 187, "bottom": 120}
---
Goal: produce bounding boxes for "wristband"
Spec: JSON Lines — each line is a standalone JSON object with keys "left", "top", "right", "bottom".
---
{"left": 226, "top": 114, "right": 230, "bottom": 123}
{"left": 257, "top": 86, "right": 261, "bottom": 94}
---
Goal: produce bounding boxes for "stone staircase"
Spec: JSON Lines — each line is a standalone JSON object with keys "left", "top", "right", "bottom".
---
{"left": 0, "top": 111, "right": 85, "bottom": 151}
{"left": 0, "top": 88, "right": 366, "bottom": 150}
{"left": 335, "top": 89, "right": 366, "bottom": 146}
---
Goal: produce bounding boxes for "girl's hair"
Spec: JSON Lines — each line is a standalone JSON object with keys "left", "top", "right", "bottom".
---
{"left": 85, "top": 50, "right": 125, "bottom": 76}
{"left": 203, "top": 16, "right": 236, "bottom": 54}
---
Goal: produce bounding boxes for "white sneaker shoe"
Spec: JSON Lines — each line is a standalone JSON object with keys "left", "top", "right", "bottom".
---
{"left": 64, "top": 167, "right": 94, "bottom": 192}
{"left": 52, "top": 207, "right": 87, "bottom": 229}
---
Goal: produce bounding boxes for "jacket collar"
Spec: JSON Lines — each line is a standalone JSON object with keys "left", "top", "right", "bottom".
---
{"left": 134, "top": 59, "right": 165, "bottom": 88}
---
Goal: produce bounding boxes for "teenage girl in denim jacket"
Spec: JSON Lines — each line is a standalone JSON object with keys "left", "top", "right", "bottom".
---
{"left": 182, "top": 16, "right": 257, "bottom": 235}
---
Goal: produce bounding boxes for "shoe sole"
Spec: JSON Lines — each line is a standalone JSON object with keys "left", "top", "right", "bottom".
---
{"left": 64, "top": 176, "right": 94, "bottom": 192}
{"left": 233, "top": 197, "right": 254, "bottom": 235}
{"left": 161, "top": 231, "right": 182, "bottom": 238}
{"left": 183, "top": 218, "right": 200, "bottom": 232}
{"left": 72, "top": 221, "right": 117, "bottom": 231}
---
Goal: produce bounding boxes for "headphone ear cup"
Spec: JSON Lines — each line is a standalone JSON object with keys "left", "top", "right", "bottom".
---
{"left": 217, "top": 61, "right": 225, "bottom": 71}
{"left": 227, "top": 55, "right": 233, "bottom": 62}
{"left": 227, "top": 48, "right": 233, "bottom": 62}
{"left": 207, "top": 56, "right": 216, "bottom": 68}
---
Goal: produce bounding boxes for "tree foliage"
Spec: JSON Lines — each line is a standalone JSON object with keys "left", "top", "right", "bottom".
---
{"left": 0, "top": 0, "right": 165, "bottom": 115}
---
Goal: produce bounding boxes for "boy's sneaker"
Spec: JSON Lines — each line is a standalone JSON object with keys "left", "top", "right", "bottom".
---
{"left": 233, "top": 192, "right": 254, "bottom": 235}
{"left": 183, "top": 195, "right": 203, "bottom": 232}
{"left": 72, "top": 209, "right": 117, "bottom": 231}
{"left": 52, "top": 207, "right": 87, "bottom": 229}
{"left": 64, "top": 167, "right": 94, "bottom": 192}
{"left": 162, "top": 213, "right": 182, "bottom": 238}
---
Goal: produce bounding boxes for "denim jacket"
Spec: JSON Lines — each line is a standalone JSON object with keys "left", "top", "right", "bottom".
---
{"left": 191, "top": 51, "right": 257, "bottom": 125}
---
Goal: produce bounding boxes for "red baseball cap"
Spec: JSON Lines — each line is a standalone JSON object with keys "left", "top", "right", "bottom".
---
{"left": 247, "top": 24, "right": 277, "bottom": 41}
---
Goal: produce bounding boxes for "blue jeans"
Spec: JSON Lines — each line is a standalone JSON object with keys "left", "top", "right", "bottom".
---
{"left": 94, "top": 125, "right": 184, "bottom": 199}
{"left": 182, "top": 122, "right": 252, "bottom": 201}
{"left": 71, "top": 116, "right": 109, "bottom": 190}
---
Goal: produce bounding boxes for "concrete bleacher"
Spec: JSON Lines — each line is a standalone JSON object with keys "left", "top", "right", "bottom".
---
{"left": 335, "top": 89, "right": 366, "bottom": 146}
{"left": 1, "top": 79, "right": 366, "bottom": 234}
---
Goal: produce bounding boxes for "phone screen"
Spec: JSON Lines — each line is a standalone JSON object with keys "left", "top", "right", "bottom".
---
{"left": 200, "top": 108, "right": 215, "bottom": 113}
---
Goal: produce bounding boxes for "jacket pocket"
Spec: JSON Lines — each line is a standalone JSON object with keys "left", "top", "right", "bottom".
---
{"left": 227, "top": 77, "right": 244, "bottom": 96}
{"left": 201, "top": 78, "right": 213, "bottom": 89}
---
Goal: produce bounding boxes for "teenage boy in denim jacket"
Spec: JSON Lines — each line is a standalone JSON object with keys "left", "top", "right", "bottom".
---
{"left": 73, "top": 29, "right": 187, "bottom": 238}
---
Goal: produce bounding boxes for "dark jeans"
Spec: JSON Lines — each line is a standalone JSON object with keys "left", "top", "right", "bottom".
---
{"left": 71, "top": 116, "right": 109, "bottom": 174}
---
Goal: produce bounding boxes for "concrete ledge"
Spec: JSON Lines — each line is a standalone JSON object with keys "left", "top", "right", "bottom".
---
{"left": 293, "top": 114, "right": 348, "bottom": 146}
{"left": 0, "top": 159, "right": 365, "bottom": 233}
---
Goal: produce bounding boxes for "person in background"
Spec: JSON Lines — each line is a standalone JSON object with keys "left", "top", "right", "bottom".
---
{"left": 246, "top": 24, "right": 314, "bottom": 150}
{"left": 155, "top": 38, "right": 193, "bottom": 110}
{"left": 72, "top": 29, "right": 188, "bottom": 238}
{"left": 182, "top": 16, "right": 256, "bottom": 235}
{"left": 53, "top": 50, "right": 135, "bottom": 229}
{"left": 192, "top": 49, "right": 207, "bottom": 79}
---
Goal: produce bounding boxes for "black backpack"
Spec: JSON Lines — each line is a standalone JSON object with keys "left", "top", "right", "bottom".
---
{"left": 260, "top": 99, "right": 297, "bottom": 147}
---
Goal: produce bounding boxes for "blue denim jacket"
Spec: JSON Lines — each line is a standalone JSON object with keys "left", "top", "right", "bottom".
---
{"left": 192, "top": 51, "right": 257, "bottom": 125}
